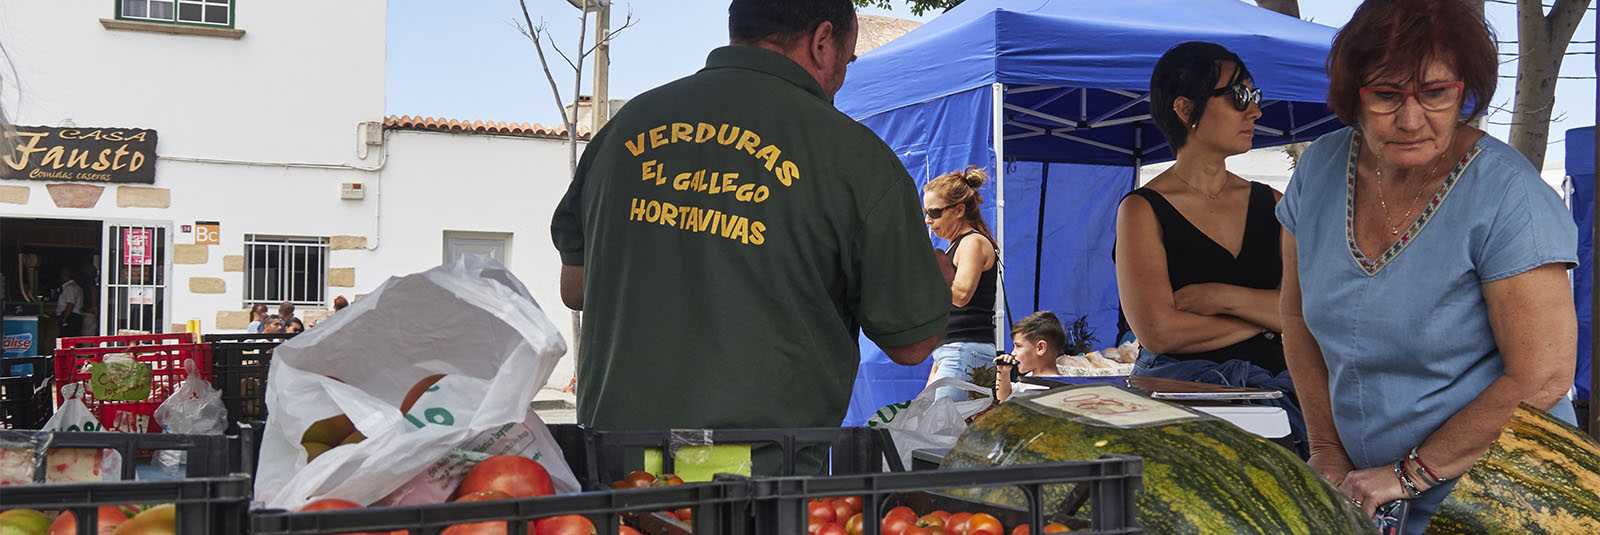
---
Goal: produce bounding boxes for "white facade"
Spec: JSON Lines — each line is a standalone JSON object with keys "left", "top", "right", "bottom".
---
{"left": 1, "top": 1, "right": 581, "bottom": 386}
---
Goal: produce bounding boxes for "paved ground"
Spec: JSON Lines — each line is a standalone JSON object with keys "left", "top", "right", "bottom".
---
{"left": 533, "top": 386, "right": 577, "bottom": 425}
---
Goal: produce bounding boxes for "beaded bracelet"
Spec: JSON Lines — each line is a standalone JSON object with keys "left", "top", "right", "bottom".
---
{"left": 1407, "top": 447, "right": 1449, "bottom": 485}
{"left": 1394, "top": 459, "right": 1422, "bottom": 498}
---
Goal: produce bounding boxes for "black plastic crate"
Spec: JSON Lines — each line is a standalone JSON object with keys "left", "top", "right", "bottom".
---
{"left": 251, "top": 480, "right": 749, "bottom": 535}
{"left": 203, "top": 332, "right": 295, "bottom": 430}
{"left": 0, "top": 356, "right": 53, "bottom": 429}
{"left": 580, "top": 427, "right": 904, "bottom": 491}
{"left": 0, "top": 431, "right": 251, "bottom": 534}
{"left": 744, "top": 455, "right": 1144, "bottom": 535}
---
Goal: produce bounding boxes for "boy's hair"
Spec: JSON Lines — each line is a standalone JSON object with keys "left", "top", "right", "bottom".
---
{"left": 1011, "top": 311, "right": 1067, "bottom": 356}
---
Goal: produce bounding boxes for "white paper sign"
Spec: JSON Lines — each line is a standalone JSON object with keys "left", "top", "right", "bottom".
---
{"left": 1024, "top": 384, "right": 1200, "bottom": 428}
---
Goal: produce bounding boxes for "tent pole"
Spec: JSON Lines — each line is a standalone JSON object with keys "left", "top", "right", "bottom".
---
{"left": 1035, "top": 166, "right": 1049, "bottom": 313}
{"left": 993, "top": 82, "right": 1008, "bottom": 350}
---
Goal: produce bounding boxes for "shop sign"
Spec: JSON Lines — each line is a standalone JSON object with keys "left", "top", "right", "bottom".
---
{"left": 1, "top": 125, "right": 158, "bottom": 184}
{"left": 195, "top": 221, "right": 220, "bottom": 245}
{"left": 123, "top": 228, "right": 154, "bottom": 265}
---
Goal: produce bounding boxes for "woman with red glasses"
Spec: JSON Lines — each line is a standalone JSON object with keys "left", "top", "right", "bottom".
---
{"left": 1277, "top": 0, "right": 1578, "bottom": 530}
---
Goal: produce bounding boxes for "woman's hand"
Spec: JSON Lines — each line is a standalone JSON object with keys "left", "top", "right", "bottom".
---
{"left": 1337, "top": 464, "right": 1408, "bottom": 518}
{"left": 1307, "top": 446, "right": 1355, "bottom": 486}
{"left": 1172, "top": 283, "right": 1235, "bottom": 316}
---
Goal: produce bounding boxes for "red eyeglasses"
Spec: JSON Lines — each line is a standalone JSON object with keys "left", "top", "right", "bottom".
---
{"left": 1358, "top": 82, "right": 1464, "bottom": 114}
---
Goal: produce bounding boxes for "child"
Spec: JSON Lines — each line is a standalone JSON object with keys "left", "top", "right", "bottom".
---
{"left": 994, "top": 311, "right": 1066, "bottom": 402}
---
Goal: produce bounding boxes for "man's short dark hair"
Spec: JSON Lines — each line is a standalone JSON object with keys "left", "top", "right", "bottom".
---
{"left": 728, "top": 0, "right": 855, "bottom": 46}
{"left": 1012, "top": 311, "right": 1067, "bottom": 357}
{"left": 1150, "top": 41, "right": 1252, "bottom": 151}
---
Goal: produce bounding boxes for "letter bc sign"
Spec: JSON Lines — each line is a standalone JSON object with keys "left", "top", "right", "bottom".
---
{"left": 1, "top": 125, "right": 158, "bottom": 184}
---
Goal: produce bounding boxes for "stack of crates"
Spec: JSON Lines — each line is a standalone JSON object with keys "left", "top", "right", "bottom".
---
{"left": 203, "top": 332, "right": 295, "bottom": 431}
{"left": 0, "top": 355, "right": 52, "bottom": 429}
{"left": 52, "top": 333, "right": 210, "bottom": 434}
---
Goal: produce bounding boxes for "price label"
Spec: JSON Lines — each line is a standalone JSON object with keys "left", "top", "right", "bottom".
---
{"left": 1024, "top": 384, "right": 1199, "bottom": 428}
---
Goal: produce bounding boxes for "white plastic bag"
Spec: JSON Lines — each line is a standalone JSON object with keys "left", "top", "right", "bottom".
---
{"left": 255, "top": 256, "right": 576, "bottom": 510}
{"left": 31, "top": 383, "right": 122, "bottom": 482}
{"left": 867, "top": 377, "right": 991, "bottom": 470}
{"left": 154, "top": 359, "right": 229, "bottom": 474}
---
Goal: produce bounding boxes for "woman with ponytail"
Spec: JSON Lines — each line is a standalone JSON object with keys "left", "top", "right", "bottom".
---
{"left": 922, "top": 166, "right": 999, "bottom": 402}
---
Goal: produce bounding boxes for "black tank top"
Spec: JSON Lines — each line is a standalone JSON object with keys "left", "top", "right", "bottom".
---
{"left": 1116, "top": 182, "right": 1286, "bottom": 374}
{"left": 945, "top": 231, "right": 998, "bottom": 344}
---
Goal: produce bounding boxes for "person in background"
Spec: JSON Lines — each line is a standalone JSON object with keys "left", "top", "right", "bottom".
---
{"left": 922, "top": 166, "right": 999, "bottom": 401}
{"left": 1115, "top": 41, "right": 1304, "bottom": 455}
{"left": 278, "top": 301, "right": 295, "bottom": 325}
{"left": 993, "top": 311, "right": 1066, "bottom": 403}
{"left": 1278, "top": 1, "right": 1577, "bottom": 528}
{"left": 286, "top": 318, "right": 305, "bottom": 334}
{"left": 332, "top": 296, "right": 349, "bottom": 313}
{"left": 53, "top": 268, "right": 85, "bottom": 337}
{"left": 246, "top": 304, "right": 269, "bottom": 334}
{"left": 550, "top": 0, "right": 950, "bottom": 437}
{"left": 260, "top": 315, "right": 285, "bottom": 335}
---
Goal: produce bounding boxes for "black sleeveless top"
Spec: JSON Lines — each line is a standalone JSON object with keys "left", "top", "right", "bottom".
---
{"left": 945, "top": 230, "right": 998, "bottom": 344}
{"left": 1116, "top": 182, "right": 1286, "bottom": 374}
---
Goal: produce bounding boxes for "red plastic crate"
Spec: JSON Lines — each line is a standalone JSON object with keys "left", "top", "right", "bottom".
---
{"left": 56, "top": 333, "right": 197, "bottom": 350}
{"left": 52, "top": 342, "right": 211, "bottom": 433}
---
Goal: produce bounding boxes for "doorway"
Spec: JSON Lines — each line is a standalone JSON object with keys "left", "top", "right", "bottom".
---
{"left": 1, "top": 217, "right": 103, "bottom": 358}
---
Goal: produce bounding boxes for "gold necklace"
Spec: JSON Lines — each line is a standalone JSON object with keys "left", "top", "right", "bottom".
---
{"left": 1374, "top": 150, "right": 1449, "bottom": 236}
{"left": 1177, "top": 175, "right": 1227, "bottom": 200}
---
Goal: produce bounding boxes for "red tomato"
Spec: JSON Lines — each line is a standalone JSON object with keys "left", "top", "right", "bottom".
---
{"left": 884, "top": 506, "right": 916, "bottom": 522}
{"left": 844, "top": 513, "right": 864, "bottom": 535}
{"left": 673, "top": 507, "right": 693, "bottom": 524}
{"left": 968, "top": 513, "right": 1003, "bottom": 535}
{"left": 1010, "top": 523, "right": 1071, "bottom": 535}
{"left": 621, "top": 470, "right": 656, "bottom": 488}
{"left": 831, "top": 501, "right": 853, "bottom": 523}
{"left": 535, "top": 515, "right": 596, "bottom": 535}
{"left": 904, "top": 527, "right": 932, "bottom": 535}
{"left": 49, "top": 505, "right": 137, "bottom": 535}
{"left": 809, "top": 501, "right": 837, "bottom": 525}
{"left": 454, "top": 490, "right": 513, "bottom": 502}
{"left": 655, "top": 474, "right": 684, "bottom": 486}
{"left": 300, "top": 498, "right": 362, "bottom": 511}
{"left": 945, "top": 512, "right": 973, "bottom": 535}
{"left": 817, "top": 522, "right": 849, "bottom": 535}
{"left": 882, "top": 513, "right": 914, "bottom": 535}
{"left": 457, "top": 456, "right": 554, "bottom": 499}
{"left": 918, "top": 513, "right": 949, "bottom": 528}
{"left": 619, "top": 525, "right": 642, "bottom": 535}
{"left": 441, "top": 522, "right": 506, "bottom": 535}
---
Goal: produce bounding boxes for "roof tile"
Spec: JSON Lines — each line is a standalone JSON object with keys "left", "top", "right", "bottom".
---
{"left": 383, "top": 115, "right": 592, "bottom": 140}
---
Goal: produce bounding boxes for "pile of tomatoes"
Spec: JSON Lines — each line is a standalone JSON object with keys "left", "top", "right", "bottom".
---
{"left": 808, "top": 499, "right": 1073, "bottom": 535}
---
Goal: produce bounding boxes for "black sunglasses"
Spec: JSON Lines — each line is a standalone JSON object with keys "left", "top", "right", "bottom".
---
{"left": 1211, "top": 83, "right": 1263, "bottom": 111}
{"left": 924, "top": 205, "right": 951, "bottom": 219}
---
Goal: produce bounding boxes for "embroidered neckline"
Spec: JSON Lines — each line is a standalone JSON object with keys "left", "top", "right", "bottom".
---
{"left": 1344, "top": 134, "right": 1482, "bottom": 276}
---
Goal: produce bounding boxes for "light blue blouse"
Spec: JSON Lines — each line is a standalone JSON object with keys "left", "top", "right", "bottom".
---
{"left": 1277, "top": 127, "right": 1578, "bottom": 531}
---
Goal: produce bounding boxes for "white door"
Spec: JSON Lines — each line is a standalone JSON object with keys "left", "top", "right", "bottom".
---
{"left": 102, "top": 221, "right": 172, "bottom": 335}
{"left": 443, "top": 231, "right": 512, "bottom": 267}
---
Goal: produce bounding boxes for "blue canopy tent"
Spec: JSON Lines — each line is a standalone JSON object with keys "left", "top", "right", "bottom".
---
{"left": 1569, "top": 126, "right": 1596, "bottom": 402}
{"left": 835, "top": 0, "right": 1344, "bottom": 425}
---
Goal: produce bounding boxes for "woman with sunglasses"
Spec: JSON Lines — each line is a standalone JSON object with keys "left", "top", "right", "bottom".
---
{"left": 1115, "top": 43, "right": 1298, "bottom": 436}
{"left": 921, "top": 166, "right": 998, "bottom": 402}
{"left": 1277, "top": 1, "right": 1578, "bottom": 529}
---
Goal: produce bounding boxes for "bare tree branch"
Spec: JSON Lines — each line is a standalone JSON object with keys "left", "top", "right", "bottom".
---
{"left": 548, "top": 31, "right": 581, "bottom": 72}
{"left": 517, "top": 0, "right": 572, "bottom": 129}
{"left": 583, "top": 8, "right": 637, "bottom": 58}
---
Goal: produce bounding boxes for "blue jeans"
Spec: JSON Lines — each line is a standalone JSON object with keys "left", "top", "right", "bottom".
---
{"left": 928, "top": 341, "right": 996, "bottom": 402}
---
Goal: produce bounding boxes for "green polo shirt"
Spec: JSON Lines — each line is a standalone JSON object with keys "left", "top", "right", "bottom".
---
{"left": 551, "top": 45, "right": 949, "bottom": 431}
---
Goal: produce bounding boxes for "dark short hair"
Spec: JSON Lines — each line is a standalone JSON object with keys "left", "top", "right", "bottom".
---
{"left": 1012, "top": 311, "right": 1067, "bottom": 357}
{"left": 728, "top": 0, "right": 855, "bottom": 46}
{"left": 1150, "top": 42, "right": 1252, "bottom": 151}
{"left": 1326, "top": 0, "right": 1496, "bottom": 125}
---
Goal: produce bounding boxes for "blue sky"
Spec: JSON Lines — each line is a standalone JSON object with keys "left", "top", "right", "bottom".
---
{"left": 386, "top": 0, "right": 1595, "bottom": 168}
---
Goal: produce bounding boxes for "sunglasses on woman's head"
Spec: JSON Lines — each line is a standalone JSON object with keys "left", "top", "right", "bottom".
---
{"left": 1211, "top": 83, "right": 1263, "bottom": 111}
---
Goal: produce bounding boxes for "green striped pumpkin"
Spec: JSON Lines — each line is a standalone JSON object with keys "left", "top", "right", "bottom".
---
{"left": 940, "top": 384, "right": 1373, "bottom": 534}
{"left": 1423, "top": 403, "right": 1600, "bottom": 534}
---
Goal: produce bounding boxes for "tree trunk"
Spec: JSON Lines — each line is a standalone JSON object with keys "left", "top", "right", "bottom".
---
{"left": 1254, "top": 0, "right": 1299, "bottom": 18}
{"left": 1507, "top": 0, "right": 1589, "bottom": 170}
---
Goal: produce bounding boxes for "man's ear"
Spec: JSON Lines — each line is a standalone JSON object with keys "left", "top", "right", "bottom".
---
{"left": 808, "top": 21, "right": 836, "bottom": 67}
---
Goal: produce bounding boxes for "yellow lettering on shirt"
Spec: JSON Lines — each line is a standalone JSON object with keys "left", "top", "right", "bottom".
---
{"left": 662, "top": 202, "right": 679, "bottom": 227}
{"left": 673, "top": 172, "right": 693, "bottom": 191}
{"left": 735, "top": 130, "right": 761, "bottom": 155}
{"left": 626, "top": 133, "right": 647, "bottom": 157}
{"left": 671, "top": 123, "right": 693, "bottom": 144}
{"left": 754, "top": 145, "right": 781, "bottom": 171}
{"left": 695, "top": 123, "right": 717, "bottom": 143}
{"left": 630, "top": 198, "right": 647, "bottom": 221}
{"left": 641, "top": 160, "right": 658, "bottom": 182}
{"left": 649, "top": 125, "right": 669, "bottom": 149}
{"left": 716, "top": 124, "right": 741, "bottom": 146}
{"left": 750, "top": 221, "right": 766, "bottom": 245}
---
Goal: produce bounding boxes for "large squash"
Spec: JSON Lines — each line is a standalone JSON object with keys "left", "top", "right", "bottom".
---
{"left": 941, "top": 384, "right": 1373, "bottom": 534}
{"left": 1423, "top": 403, "right": 1600, "bottom": 534}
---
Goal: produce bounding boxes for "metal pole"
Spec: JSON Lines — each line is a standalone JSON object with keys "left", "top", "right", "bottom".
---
{"left": 593, "top": 1, "right": 611, "bottom": 131}
{"left": 1590, "top": 19, "right": 1598, "bottom": 440}
{"left": 992, "top": 82, "right": 1007, "bottom": 349}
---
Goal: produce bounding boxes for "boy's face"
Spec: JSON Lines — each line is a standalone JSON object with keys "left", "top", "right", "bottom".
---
{"left": 1010, "top": 333, "right": 1054, "bottom": 374}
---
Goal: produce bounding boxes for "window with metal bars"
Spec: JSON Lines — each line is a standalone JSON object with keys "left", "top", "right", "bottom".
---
{"left": 117, "top": 0, "right": 233, "bottom": 27}
{"left": 243, "top": 235, "right": 328, "bottom": 307}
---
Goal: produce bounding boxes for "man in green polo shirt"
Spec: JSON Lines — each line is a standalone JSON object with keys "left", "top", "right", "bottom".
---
{"left": 551, "top": 0, "right": 950, "bottom": 432}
